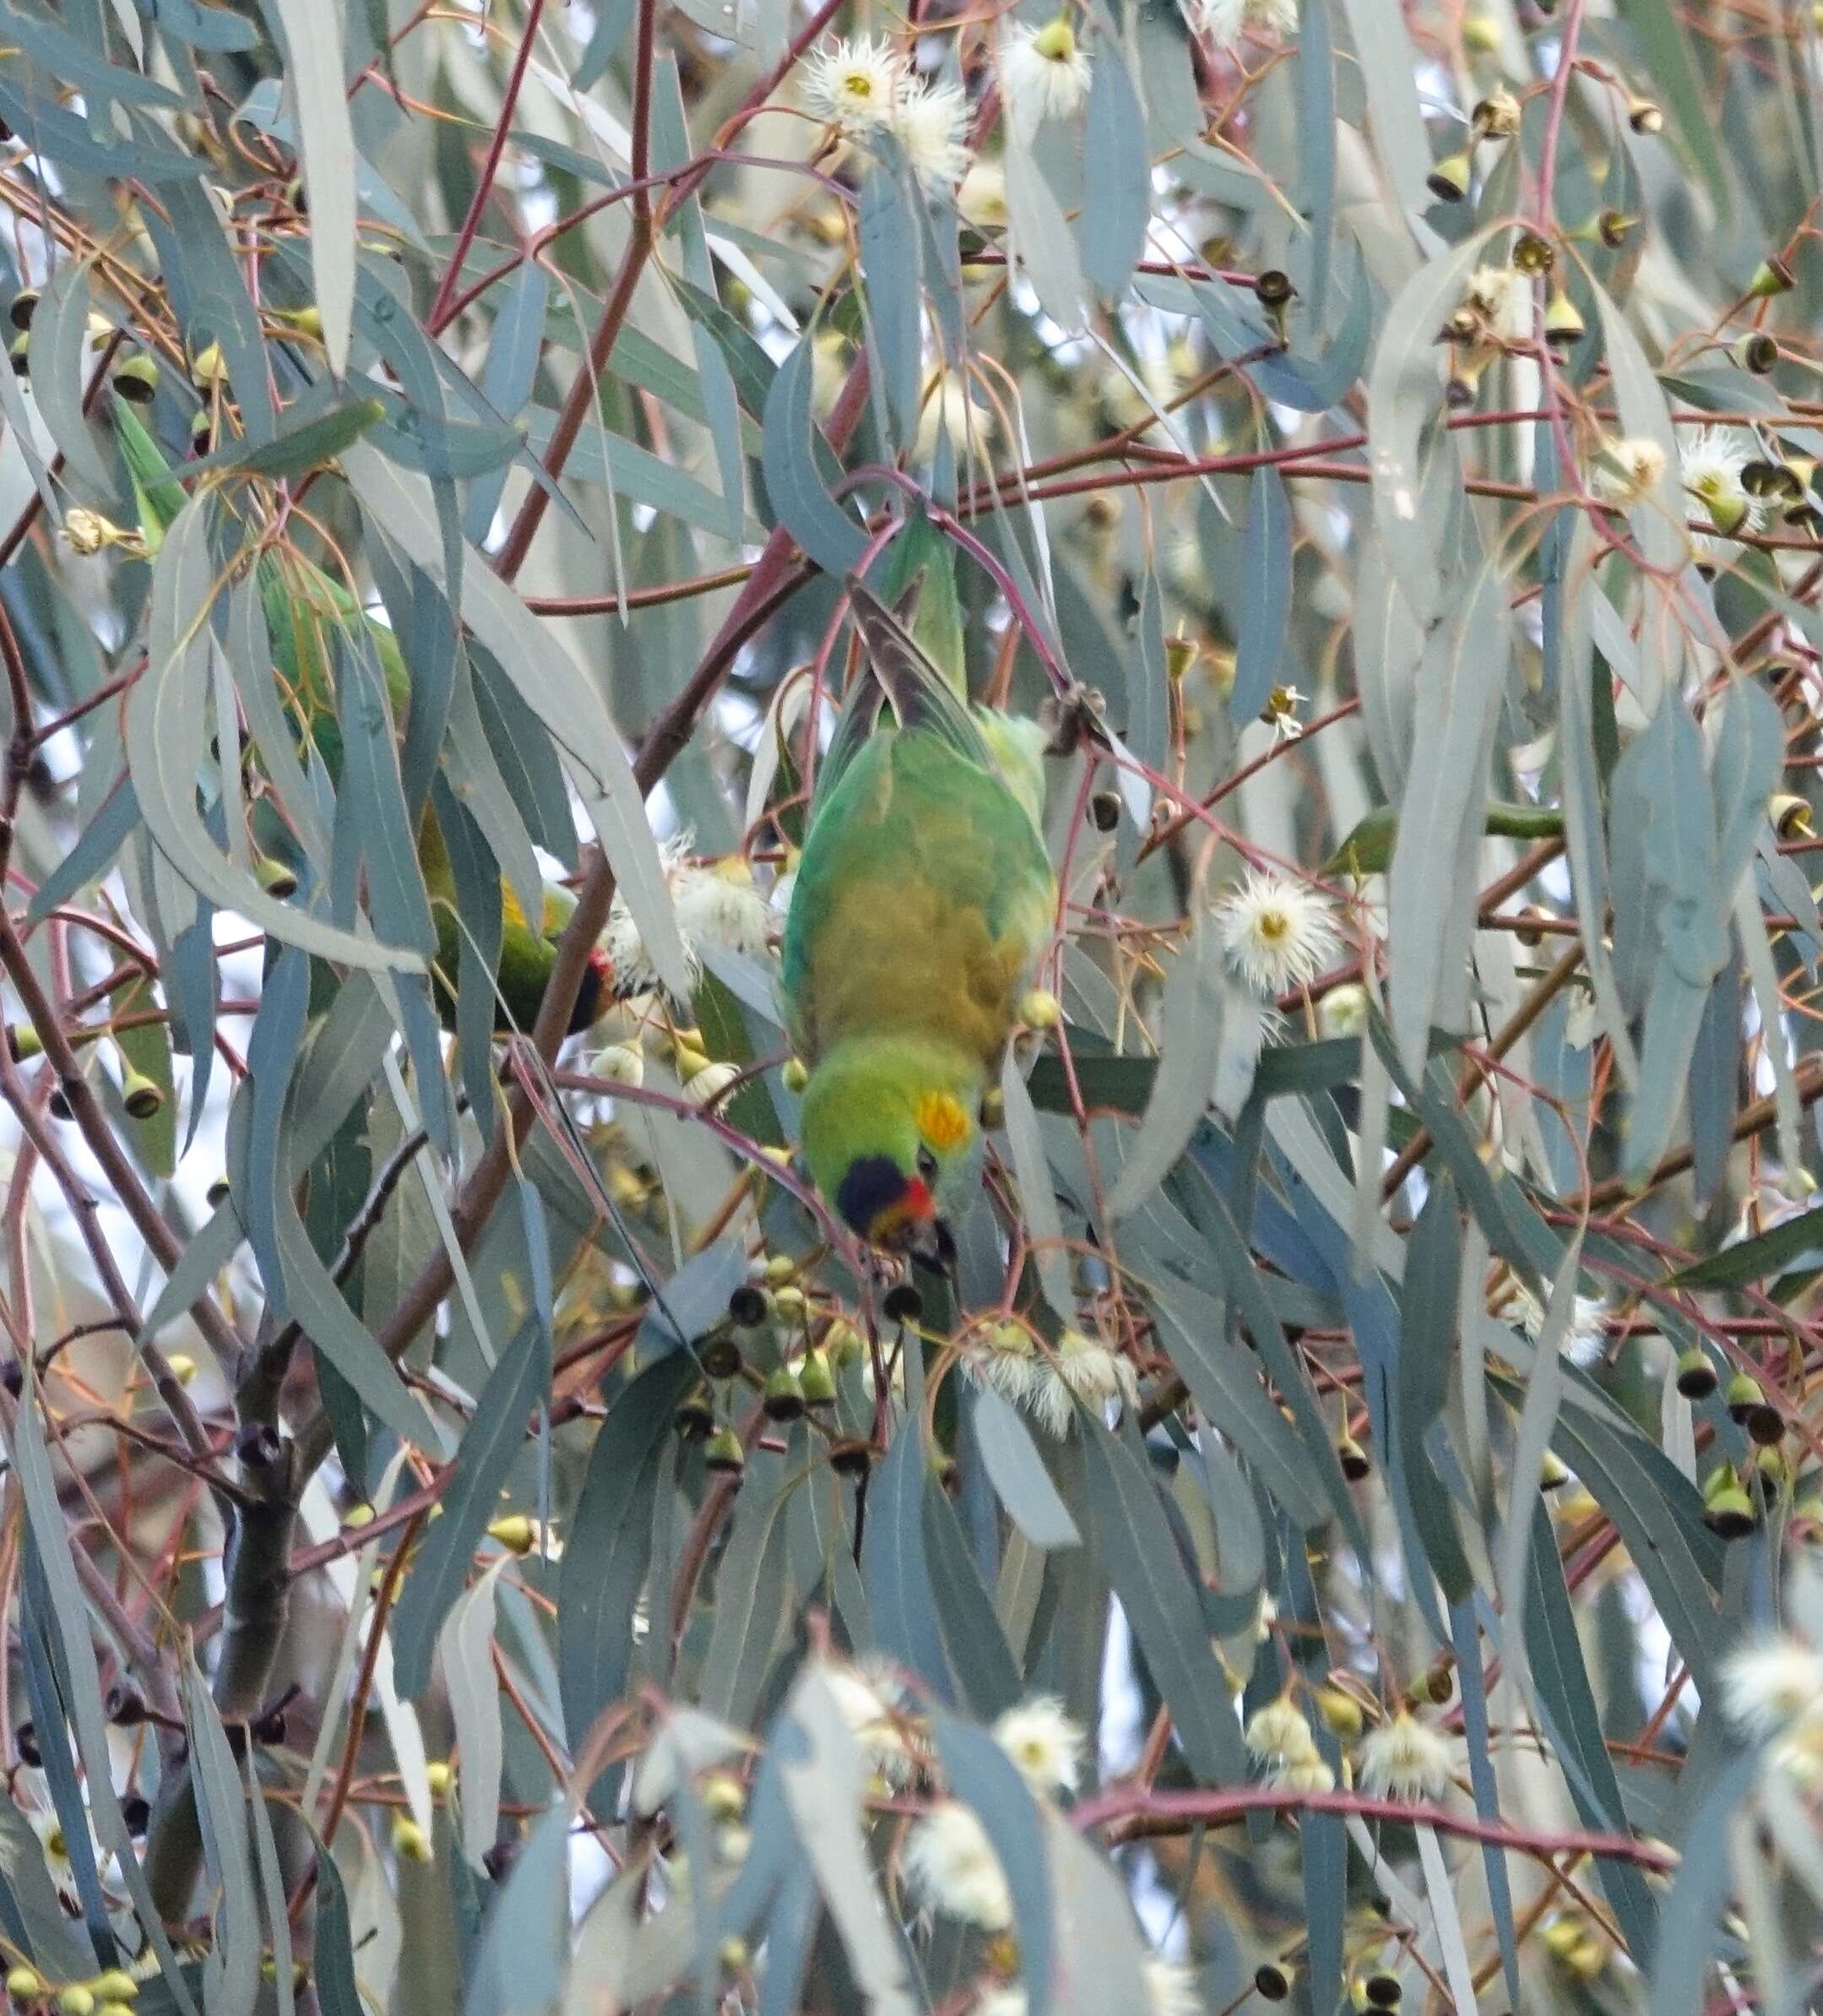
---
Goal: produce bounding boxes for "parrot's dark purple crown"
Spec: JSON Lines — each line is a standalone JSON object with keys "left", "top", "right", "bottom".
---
{"left": 834, "top": 1155, "right": 918, "bottom": 1238}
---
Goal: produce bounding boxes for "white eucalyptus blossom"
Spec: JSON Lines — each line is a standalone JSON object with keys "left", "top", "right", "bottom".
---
{"left": 1720, "top": 1633, "right": 1823, "bottom": 1740}
{"left": 1592, "top": 435, "right": 1668, "bottom": 504}
{"left": 1191, "top": 0, "right": 1299, "bottom": 47}
{"left": 904, "top": 1800, "right": 1013, "bottom": 1928}
{"left": 998, "top": 19, "right": 1093, "bottom": 139}
{"left": 1356, "top": 1712, "right": 1452, "bottom": 1802}
{"left": 993, "top": 1695, "right": 1087, "bottom": 1796}
{"left": 1213, "top": 869, "right": 1342, "bottom": 995}
{"left": 894, "top": 77, "right": 973, "bottom": 192}
{"left": 1028, "top": 1327, "right": 1140, "bottom": 1435}
{"left": 802, "top": 35, "right": 902, "bottom": 134}
{"left": 1679, "top": 426, "right": 1764, "bottom": 552}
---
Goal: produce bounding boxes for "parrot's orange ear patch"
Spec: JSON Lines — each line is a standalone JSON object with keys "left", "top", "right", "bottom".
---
{"left": 915, "top": 1090, "right": 972, "bottom": 1153}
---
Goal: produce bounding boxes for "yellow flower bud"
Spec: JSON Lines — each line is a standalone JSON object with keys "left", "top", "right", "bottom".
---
{"left": 391, "top": 1816, "right": 433, "bottom": 1863}
{"left": 487, "top": 1513, "right": 536, "bottom": 1555}
{"left": 1019, "top": 988, "right": 1061, "bottom": 1030}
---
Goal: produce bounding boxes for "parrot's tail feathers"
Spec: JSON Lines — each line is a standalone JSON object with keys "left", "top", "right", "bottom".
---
{"left": 846, "top": 585, "right": 991, "bottom": 768}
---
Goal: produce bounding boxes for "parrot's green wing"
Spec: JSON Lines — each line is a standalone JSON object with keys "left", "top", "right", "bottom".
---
{"left": 782, "top": 585, "right": 1055, "bottom": 1069}
{"left": 846, "top": 584, "right": 998, "bottom": 774}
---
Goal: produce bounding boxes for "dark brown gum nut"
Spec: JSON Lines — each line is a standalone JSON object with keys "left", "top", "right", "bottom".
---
{"left": 1674, "top": 1347, "right": 1717, "bottom": 1399}
{"left": 882, "top": 1282, "right": 923, "bottom": 1325}
{"left": 1746, "top": 1402, "right": 1785, "bottom": 1447}
{"left": 1256, "top": 1963, "right": 1293, "bottom": 2001}
{"left": 674, "top": 1386, "right": 715, "bottom": 1440}
{"left": 702, "top": 1333, "right": 746, "bottom": 1379}
{"left": 14, "top": 1722, "right": 38, "bottom": 1767}
{"left": 1255, "top": 269, "right": 1295, "bottom": 308}
{"left": 8, "top": 288, "right": 37, "bottom": 330}
{"left": 1089, "top": 790, "right": 1121, "bottom": 831}
{"left": 113, "top": 353, "right": 160, "bottom": 403}
{"left": 830, "top": 1437, "right": 875, "bottom": 1478}
{"left": 1365, "top": 1975, "right": 1403, "bottom": 2009}
{"left": 727, "top": 1284, "right": 769, "bottom": 1329}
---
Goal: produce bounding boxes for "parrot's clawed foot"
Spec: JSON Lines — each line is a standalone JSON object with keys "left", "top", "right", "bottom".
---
{"left": 1039, "top": 683, "right": 1109, "bottom": 757}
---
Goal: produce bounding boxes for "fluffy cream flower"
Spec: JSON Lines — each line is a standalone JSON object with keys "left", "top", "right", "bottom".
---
{"left": 608, "top": 840, "right": 775, "bottom": 1003}
{"left": 1029, "top": 1328, "right": 1140, "bottom": 1436}
{"left": 1245, "top": 1695, "right": 1320, "bottom": 1769}
{"left": 826, "top": 1663, "right": 918, "bottom": 1783}
{"left": 1720, "top": 1633, "right": 1823, "bottom": 1740}
{"left": 802, "top": 35, "right": 902, "bottom": 134}
{"left": 998, "top": 19, "right": 1093, "bottom": 140}
{"left": 904, "top": 1800, "right": 1013, "bottom": 1928}
{"left": 681, "top": 1058, "right": 741, "bottom": 1106}
{"left": 593, "top": 1040, "right": 645, "bottom": 1089}
{"left": 1145, "top": 1958, "right": 1205, "bottom": 2016}
{"left": 967, "top": 1319, "right": 1041, "bottom": 1405}
{"left": 958, "top": 158, "right": 1009, "bottom": 230}
{"left": 993, "top": 1695, "right": 1086, "bottom": 1796}
{"left": 1466, "top": 264, "right": 1533, "bottom": 345}
{"left": 604, "top": 831, "right": 702, "bottom": 1002}
{"left": 1212, "top": 869, "right": 1341, "bottom": 995}
{"left": 1591, "top": 435, "right": 1668, "bottom": 505}
{"left": 1680, "top": 426, "right": 1764, "bottom": 550}
{"left": 1317, "top": 982, "right": 1370, "bottom": 1040}
{"left": 1507, "top": 1284, "right": 1609, "bottom": 1370}
{"left": 674, "top": 856, "right": 773, "bottom": 958}
{"left": 1272, "top": 1754, "right": 1337, "bottom": 1793}
{"left": 895, "top": 76, "right": 973, "bottom": 192}
{"left": 1356, "top": 1712, "right": 1451, "bottom": 1802}
{"left": 1191, "top": 0, "right": 1298, "bottom": 46}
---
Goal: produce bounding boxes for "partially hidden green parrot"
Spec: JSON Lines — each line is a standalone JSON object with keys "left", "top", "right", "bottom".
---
{"left": 111, "top": 397, "right": 610, "bottom": 1035}
{"left": 781, "top": 584, "right": 1056, "bottom": 1256}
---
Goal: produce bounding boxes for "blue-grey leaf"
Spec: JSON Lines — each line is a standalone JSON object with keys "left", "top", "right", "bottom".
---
{"left": 1231, "top": 465, "right": 1292, "bottom": 715}
{"left": 393, "top": 1321, "right": 550, "bottom": 1698}
{"left": 761, "top": 334, "right": 867, "bottom": 577}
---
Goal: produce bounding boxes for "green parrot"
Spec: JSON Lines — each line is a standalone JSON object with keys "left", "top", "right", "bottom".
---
{"left": 781, "top": 584, "right": 1056, "bottom": 1255}
{"left": 111, "top": 396, "right": 610, "bottom": 1035}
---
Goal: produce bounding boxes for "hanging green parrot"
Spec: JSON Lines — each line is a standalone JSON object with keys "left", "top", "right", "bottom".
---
{"left": 415, "top": 800, "right": 609, "bottom": 1034}
{"left": 781, "top": 584, "right": 1055, "bottom": 1255}
{"left": 111, "top": 397, "right": 610, "bottom": 1035}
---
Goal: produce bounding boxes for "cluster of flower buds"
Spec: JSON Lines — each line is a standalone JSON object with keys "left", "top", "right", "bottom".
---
{"left": 1743, "top": 446, "right": 1823, "bottom": 540}
{"left": 1426, "top": 86, "right": 1520, "bottom": 205}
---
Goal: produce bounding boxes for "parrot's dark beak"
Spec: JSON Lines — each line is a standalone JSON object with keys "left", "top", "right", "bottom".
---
{"left": 913, "top": 1215, "right": 959, "bottom": 1283}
